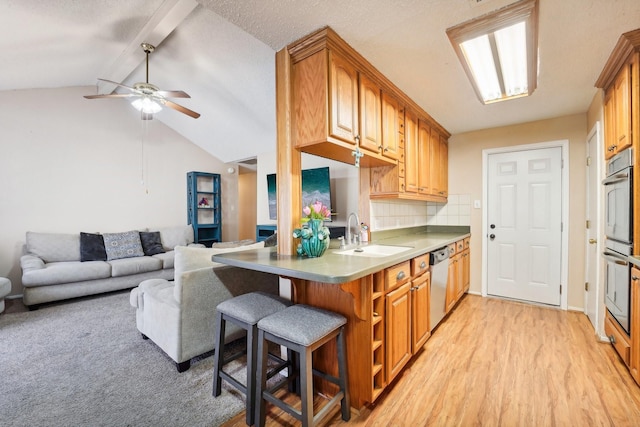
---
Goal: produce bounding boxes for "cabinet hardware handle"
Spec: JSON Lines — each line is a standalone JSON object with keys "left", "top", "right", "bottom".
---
{"left": 633, "top": 276, "right": 639, "bottom": 281}
{"left": 609, "top": 334, "right": 616, "bottom": 344}
{"left": 384, "top": 147, "right": 389, "bottom": 152}
{"left": 397, "top": 271, "right": 406, "bottom": 281}
{"left": 420, "top": 261, "right": 427, "bottom": 269}
{"left": 378, "top": 145, "right": 383, "bottom": 151}
{"left": 355, "top": 135, "right": 361, "bottom": 143}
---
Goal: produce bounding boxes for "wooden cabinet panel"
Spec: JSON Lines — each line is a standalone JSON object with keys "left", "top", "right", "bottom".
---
{"left": 329, "top": 52, "right": 359, "bottom": 145}
{"left": 614, "top": 66, "right": 632, "bottom": 153}
{"left": 429, "top": 128, "right": 441, "bottom": 196}
{"left": 381, "top": 92, "right": 401, "bottom": 160}
{"left": 404, "top": 109, "right": 419, "bottom": 193}
{"left": 411, "top": 272, "right": 431, "bottom": 352}
{"left": 418, "top": 120, "right": 431, "bottom": 195}
{"left": 359, "top": 73, "right": 382, "bottom": 154}
{"left": 386, "top": 282, "right": 412, "bottom": 382}
{"left": 461, "top": 249, "right": 470, "bottom": 292}
{"left": 446, "top": 253, "right": 458, "bottom": 313}
{"left": 439, "top": 136, "right": 449, "bottom": 198}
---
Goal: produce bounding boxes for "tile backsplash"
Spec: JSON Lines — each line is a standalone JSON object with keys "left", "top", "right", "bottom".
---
{"left": 370, "top": 194, "right": 471, "bottom": 231}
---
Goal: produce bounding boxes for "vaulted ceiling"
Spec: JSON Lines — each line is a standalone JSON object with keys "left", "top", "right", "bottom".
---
{"left": 2, "top": 0, "right": 639, "bottom": 163}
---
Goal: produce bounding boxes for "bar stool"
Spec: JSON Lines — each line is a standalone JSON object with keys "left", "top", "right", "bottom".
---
{"left": 212, "top": 291, "right": 291, "bottom": 426}
{"left": 255, "top": 304, "right": 350, "bottom": 427}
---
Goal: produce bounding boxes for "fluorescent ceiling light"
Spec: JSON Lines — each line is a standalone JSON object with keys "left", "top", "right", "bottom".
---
{"left": 447, "top": 0, "right": 538, "bottom": 104}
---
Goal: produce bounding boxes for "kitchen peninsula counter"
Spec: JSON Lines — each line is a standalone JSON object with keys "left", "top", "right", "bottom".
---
{"left": 212, "top": 227, "right": 470, "bottom": 283}
{"left": 212, "top": 226, "right": 470, "bottom": 408}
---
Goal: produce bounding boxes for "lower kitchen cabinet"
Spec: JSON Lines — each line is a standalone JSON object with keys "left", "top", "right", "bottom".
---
{"left": 386, "top": 282, "right": 412, "bottom": 382}
{"left": 411, "top": 271, "right": 431, "bottom": 351}
{"left": 446, "top": 238, "right": 471, "bottom": 313}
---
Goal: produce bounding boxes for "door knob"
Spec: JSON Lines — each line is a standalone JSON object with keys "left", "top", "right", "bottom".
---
{"left": 489, "top": 234, "right": 495, "bottom": 240}
{"left": 589, "top": 239, "right": 597, "bottom": 244}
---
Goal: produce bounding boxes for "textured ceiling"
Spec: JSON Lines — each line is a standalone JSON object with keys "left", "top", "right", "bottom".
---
{"left": 2, "top": 0, "right": 640, "bottom": 163}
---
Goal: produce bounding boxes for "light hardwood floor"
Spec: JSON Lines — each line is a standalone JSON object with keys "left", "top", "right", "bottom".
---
{"left": 224, "top": 294, "right": 640, "bottom": 426}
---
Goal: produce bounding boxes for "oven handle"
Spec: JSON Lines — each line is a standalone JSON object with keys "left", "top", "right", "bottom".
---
{"left": 602, "top": 251, "right": 629, "bottom": 265}
{"left": 602, "top": 172, "right": 630, "bottom": 185}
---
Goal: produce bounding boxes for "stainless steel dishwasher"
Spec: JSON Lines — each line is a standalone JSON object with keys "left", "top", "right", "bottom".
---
{"left": 429, "top": 246, "right": 450, "bottom": 331}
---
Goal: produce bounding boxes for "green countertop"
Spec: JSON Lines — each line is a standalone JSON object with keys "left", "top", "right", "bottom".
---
{"left": 212, "top": 227, "right": 470, "bottom": 284}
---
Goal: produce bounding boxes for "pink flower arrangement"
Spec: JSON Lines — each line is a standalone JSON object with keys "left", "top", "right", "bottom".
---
{"left": 302, "top": 201, "right": 331, "bottom": 221}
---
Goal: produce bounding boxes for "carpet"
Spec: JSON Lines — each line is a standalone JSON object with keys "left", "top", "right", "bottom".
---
{"left": 0, "top": 290, "right": 250, "bottom": 427}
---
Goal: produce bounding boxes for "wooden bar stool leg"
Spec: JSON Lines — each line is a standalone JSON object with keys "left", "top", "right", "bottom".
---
{"left": 300, "top": 347, "right": 313, "bottom": 427}
{"left": 212, "top": 310, "right": 225, "bottom": 397}
{"left": 337, "top": 327, "right": 351, "bottom": 421}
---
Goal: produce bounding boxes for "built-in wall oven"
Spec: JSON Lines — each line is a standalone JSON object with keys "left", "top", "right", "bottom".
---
{"left": 603, "top": 148, "right": 633, "bottom": 334}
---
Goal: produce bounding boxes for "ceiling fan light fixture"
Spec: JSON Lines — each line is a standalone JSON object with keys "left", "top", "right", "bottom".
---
{"left": 131, "top": 97, "right": 162, "bottom": 114}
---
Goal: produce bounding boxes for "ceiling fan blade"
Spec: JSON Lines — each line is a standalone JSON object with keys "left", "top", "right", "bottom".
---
{"left": 156, "top": 90, "right": 190, "bottom": 98}
{"left": 163, "top": 100, "right": 200, "bottom": 119}
{"left": 84, "top": 94, "right": 136, "bottom": 99}
{"left": 96, "top": 78, "right": 138, "bottom": 93}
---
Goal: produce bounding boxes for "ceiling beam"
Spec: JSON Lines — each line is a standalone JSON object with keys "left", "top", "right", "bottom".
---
{"left": 97, "top": 0, "right": 198, "bottom": 94}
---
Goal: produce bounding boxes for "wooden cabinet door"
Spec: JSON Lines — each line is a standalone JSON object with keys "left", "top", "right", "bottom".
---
{"left": 386, "top": 282, "right": 412, "bottom": 382}
{"left": 603, "top": 87, "right": 616, "bottom": 159}
{"left": 418, "top": 120, "right": 431, "bottom": 195}
{"left": 381, "top": 92, "right": 401, "bottom": 160}
{"left": 456, "top": 250, "right": 465, "bottom": 300}
{"left": 439, "top": 136, "right": 449, "bottom": 198}
{"left": 631, "top": 266, "right": 640, "bottom": 384}
{"left": 404, "top": 110, "right": 419, "bottom": 193}
{"left": 429, "top": 129, "right": 441, "bottom": 196}
{"left": 411, "top": 272, "right": 431, "bottom": 353}
{"left": 329, "top": 52, "right": 359, "bottom": 145}
{"left": 359, "top": 73, "right": 382, "bottom": 153}
{"left": 445, "top": 254, "right": 458, "bottom": 313}
{"left": 614, "top": 65, "right": 631, "bottom": 153}
{"left": 462, "top": 249, "right": 470, "bottom": 292}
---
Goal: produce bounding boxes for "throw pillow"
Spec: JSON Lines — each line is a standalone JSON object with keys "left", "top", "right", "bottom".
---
{"left": 80, "top": 232, "right": 107, "bottom": 262}
{"left": 102, "top": 230, "right": 145, "bottom": 261}
{"left": 263, "top": 233, "right": 277, "bottom": 247}
{"left": 139, "top": 231, "right": 165, "bottom": 256}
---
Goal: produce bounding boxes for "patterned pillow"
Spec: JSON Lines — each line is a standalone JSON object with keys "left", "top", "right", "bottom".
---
{"left": 102, "top": 231, "right": 145, "bottom": 260}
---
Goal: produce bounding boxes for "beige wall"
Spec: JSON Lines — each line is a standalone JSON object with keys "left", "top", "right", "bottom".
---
{"left": 0, "top": 86, "right": 239, "bottom": 296}
{"left": 448, "top": 113, "right": 588, "bottom": 310}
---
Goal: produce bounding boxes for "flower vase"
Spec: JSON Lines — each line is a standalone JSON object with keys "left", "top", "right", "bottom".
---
{"left": 293, "top": 219, "right": 330, "bottom": 258}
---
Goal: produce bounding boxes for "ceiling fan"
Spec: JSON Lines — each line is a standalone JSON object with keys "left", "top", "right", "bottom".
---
{"left": 84, "top": 42, "right": 200, "bottom": 119}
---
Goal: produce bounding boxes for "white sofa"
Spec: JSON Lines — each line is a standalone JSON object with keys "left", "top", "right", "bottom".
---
{"left": 20, "top": 226, "right": 202, "bottom": 309}
{"left": 129, "top": 243, "right": 280, "bottom": 372}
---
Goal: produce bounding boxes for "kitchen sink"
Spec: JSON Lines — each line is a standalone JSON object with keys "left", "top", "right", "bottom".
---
{"left": 334, "top": 244, "right": 412, "bottom": 258}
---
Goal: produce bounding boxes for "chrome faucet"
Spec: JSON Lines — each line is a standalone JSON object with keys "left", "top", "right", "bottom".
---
{"left": 346, "top": 212, "right": 361, "bottom": 246}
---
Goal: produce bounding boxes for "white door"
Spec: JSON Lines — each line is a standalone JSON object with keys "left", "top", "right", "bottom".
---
{"left": 487, "top": 147, "right": 563, "bottom": 305}
{"left": 585, "top": 124, "right": 601, "bottom": 331}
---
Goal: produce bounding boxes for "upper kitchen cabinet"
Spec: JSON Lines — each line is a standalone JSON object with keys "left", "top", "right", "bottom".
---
{"left": 596, "top": 29, "right": 640, "bottom": 160}
{"left": 286, "top": 27, "right": 449, "bottom": 169}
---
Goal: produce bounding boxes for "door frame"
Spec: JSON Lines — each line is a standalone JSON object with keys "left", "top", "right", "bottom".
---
{"left": 584, "top": 122, "right": 606, "bottom": 338}
{"left": 481, "top": 140, "right": 569, "bottom": 310}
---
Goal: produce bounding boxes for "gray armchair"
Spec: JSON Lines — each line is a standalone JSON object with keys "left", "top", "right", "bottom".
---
{"left": 129, "top": 244, "right": 280, "bottom": 372}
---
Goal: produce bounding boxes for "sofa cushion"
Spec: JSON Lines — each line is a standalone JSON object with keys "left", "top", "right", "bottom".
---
{"left": 108, "top": 256, "right": 163, "bottom": 277}
{"left": 80, "top": 232, "right": 107, "bottom": 262}
{"left": 157, "top": 225, "right": 194, "bottom": 250}
{"left": 152, "top": 251, "right": 175, "bottom": 270}
{"left": 103, "top": 231, "right": 145, "bottom": 261}
{"left": 21, "top": 261, "right": 111, "bottom": 287}
{"left": 26, "top": 232, "right": 80, "bottom": 263}
{"left": 140, "top": 231, "right": 165, "bottom": 256}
